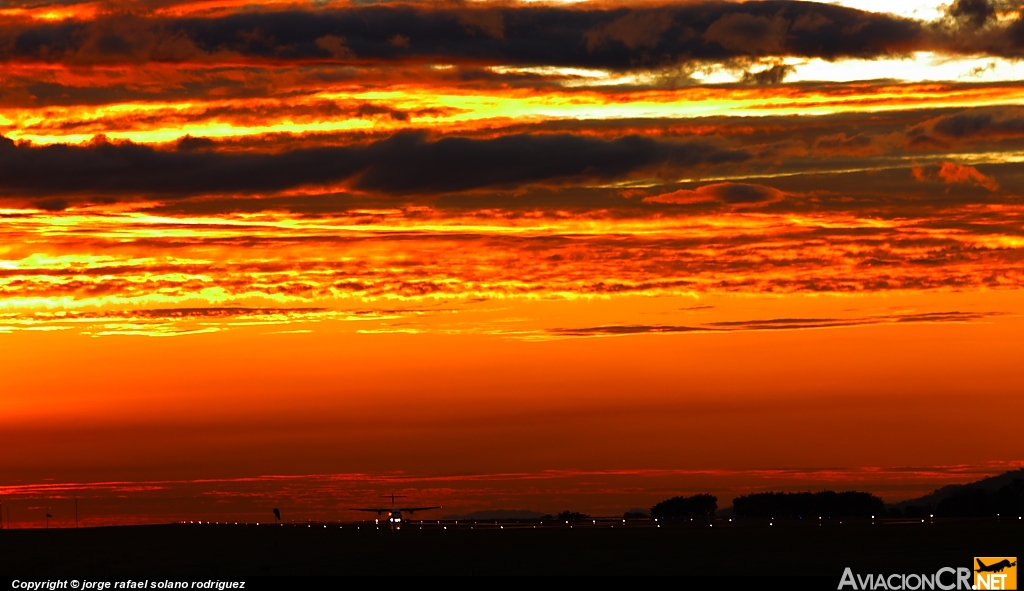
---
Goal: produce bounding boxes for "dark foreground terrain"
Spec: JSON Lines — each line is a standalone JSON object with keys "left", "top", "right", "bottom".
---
{"left": 1, "top": 519, "right": 1021, "bottom": 576}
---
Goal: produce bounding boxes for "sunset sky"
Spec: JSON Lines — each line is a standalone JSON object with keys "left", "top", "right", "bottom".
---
{"left": 2, "top": 0, "right": 1024, "bottom": 527}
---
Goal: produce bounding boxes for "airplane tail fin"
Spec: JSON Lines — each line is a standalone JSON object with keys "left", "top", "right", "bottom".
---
{"left": 977, "top": 559, "right": 988, "bottom": 571}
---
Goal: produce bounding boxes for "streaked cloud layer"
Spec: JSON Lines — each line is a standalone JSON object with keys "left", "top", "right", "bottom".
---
{"left": 3, "top": 0, "right": 1024, "bottom": 519}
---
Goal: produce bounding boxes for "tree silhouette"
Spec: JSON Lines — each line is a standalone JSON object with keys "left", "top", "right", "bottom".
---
{"left": 732, "top": 491, "right": 883, "bottom": 518}
{"left": 556, "top": 511, "right": 589, "bottom": 522}
{"left": 650, "top": 494, "right": 718, "bottom": 519}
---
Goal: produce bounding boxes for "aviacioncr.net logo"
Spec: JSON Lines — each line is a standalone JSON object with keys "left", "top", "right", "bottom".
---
{"left": 838, "top": 567, "right": 973, "bottom": 590}
{"left": 974, "top": 557, "right": 1017, "bottom": 591}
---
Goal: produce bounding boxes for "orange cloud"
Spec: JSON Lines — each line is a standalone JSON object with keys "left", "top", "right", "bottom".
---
{"left": 937, "top": 161, "right": 1000, "bottom": 191}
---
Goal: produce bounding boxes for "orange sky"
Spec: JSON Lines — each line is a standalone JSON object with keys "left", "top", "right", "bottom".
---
{"left": 2, "top": 0, "right": 1024, "bottom": 525}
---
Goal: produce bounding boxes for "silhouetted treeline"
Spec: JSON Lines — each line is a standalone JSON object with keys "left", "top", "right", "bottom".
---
{"left": 733, "top": 491, "right": 884, "bottom": 518}
{"left": 905, "top": 479, "right": 1024, "bottom": 518}
{"left": 556, "top": 511, "right": 590, "bottom": 522}
{"left": 650, "top": 494, "right": 718, "bottom": 519}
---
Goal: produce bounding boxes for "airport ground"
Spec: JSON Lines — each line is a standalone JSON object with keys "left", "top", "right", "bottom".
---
{"left": 1, "top": 519, "right": 1021, "bottom": 577}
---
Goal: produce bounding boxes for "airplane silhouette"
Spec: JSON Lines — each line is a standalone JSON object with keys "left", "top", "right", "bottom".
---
{"left": 350, "top": 494, "right": 440, "bottom": 529}
{"left": 976, "top": 559, "right": 1017, "bottom": 573}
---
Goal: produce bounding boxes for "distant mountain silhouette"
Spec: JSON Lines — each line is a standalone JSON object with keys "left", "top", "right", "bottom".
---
{"left": 442, "top": 509, "right": 547, "bottom": 520}
{"left": 894, "top": 469, "right": 1024, "bottom": 510}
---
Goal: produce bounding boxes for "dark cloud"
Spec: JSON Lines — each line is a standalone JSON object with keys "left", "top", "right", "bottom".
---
{"left": 12, "top": 3, "right": 1024, "bottom": 77}
{"left": 705, "top": 311, "right": 992, "bottom": 329}
{"left": 934, "top": 112, "right": 998, "bottom": 137}
{"left": 548, "top": 311, "right": 995, "bottom": 337}
{"left": 548, "top": 324, "right": 704, "bottom": 337}
{"left": 0, "top": 68, "right": 334, "bottom": 107}
{"left": 352, "top": 133, "right": 747, "bottom": 195}
{"left": 354, "top": 103, "right": 408, "bottom": 121}
{"left": 814, "top": 133, "right": 874, "bottom": 155}
{"left": 0, "top": 131, "right": 748, "bottom": 198}
{"left": 741, "top": 64, "right": 796, "bottom": 85}
{"left": 33, "top": 198, "right": 70, "bottom": 211}
{"left": 937, "top": 3, "right": 1024, "bottom": 57}
{"left": 932, "top": 110, "right": 1024, "bottom": 139}
{"left": 707, "top": 183, "right": 784, "bottom": 204}
{"left": 149, "top": 154, "right": 1024, "bottom": 218}
{"left": 643, "top": 183, "right": 784, "bottom": 206}
{"left": 0, "top": 2, "right": 927, "bottom": 68}
{"left": 124, "top": 307, "right": 327, "bottom": 319}
{"left": 947, "top": 0, "right": 1001, "bottom": 27}
{"left": 175, "top": 135, "right": 216, "bottom": 151}
{"left": 10, "top": 102, "right": 1024, "bottom": 214}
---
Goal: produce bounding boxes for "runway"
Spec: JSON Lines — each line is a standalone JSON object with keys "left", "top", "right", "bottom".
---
{"left": 2, "top": 519, "right": 1020, "bottom": 576}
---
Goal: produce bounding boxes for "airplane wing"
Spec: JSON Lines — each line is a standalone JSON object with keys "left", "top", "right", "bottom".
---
{"left": 398, "top": 506, "right": 442, "bottom": 513}
{"left": 350, "top": 508, "right": 389, "bottom": 514}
